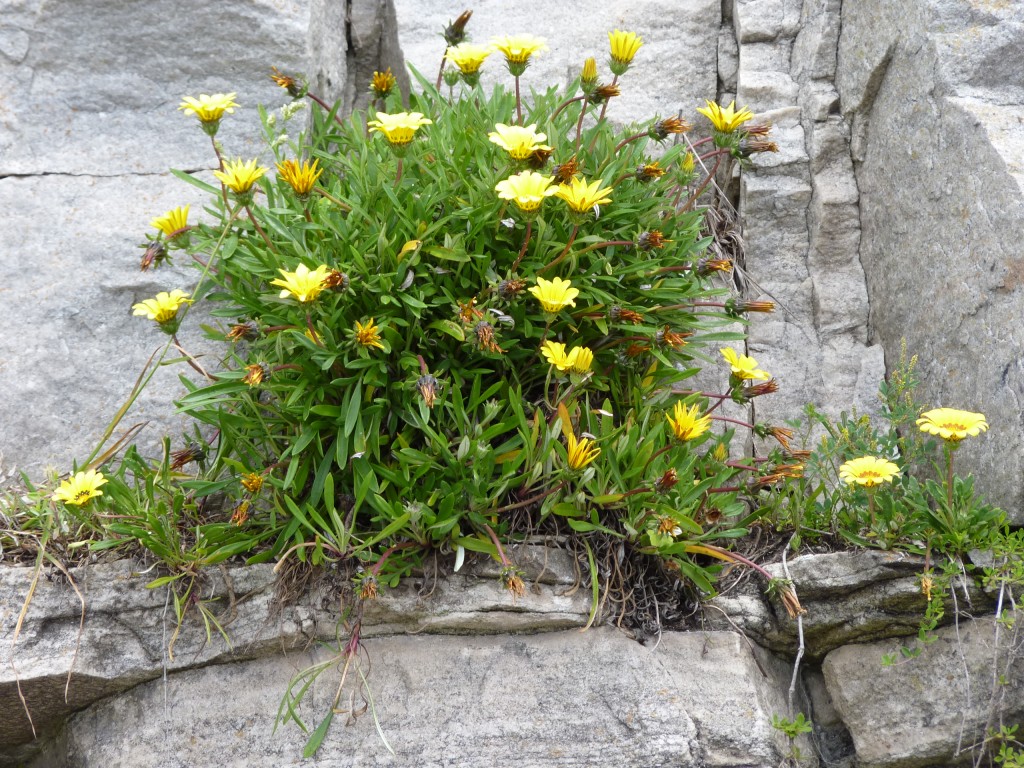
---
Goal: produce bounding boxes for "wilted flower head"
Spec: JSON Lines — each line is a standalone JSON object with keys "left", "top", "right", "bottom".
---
{"left": 636, "top": 230, "right": 668, "bottom": 251}
{"left": 231, "top": 500, "right": 251, "bottom": 526}
{"left": 368, "top": 111, "right": 432, "bottom": 148}
{"left": 529, "top": 276, "right": 579, "bottom": 314}
{"left": 727, "top": 299, "right": 776, "bottom": 315}
{"left": 241, "top": 472, "right": 265, "bottom": 494}
{"left": 552, "top": 157, "right": 580, "bottom": 184}
{"left": 608, "top": 305, "right": 644, "bottom": 325}
{"left": 474, "top": 320, "right": 503, "bottom": 354}
{"left": 457, "top": 296, "right": 484, "bottom": 324}
{"left": 271, "top": 263, "right": 332, "bottom": 303}
{"left": 738, "top": 137, "right": 779, "bottom": 157}
{"left": 276, "top": 158, "right": 323, "bottom": 197}
{"left": 52, "top": 470, "right": 107, "bottom": 506}
{"left": 649, "top": 116, "right": 690, "bottom": 141}
{"left": 589, "top": 83, "right": 620, "bottom": 105}
{"left": 656, "top": 516, "right": 682, "bottom": 538}
{"left": 839, "top": 456, "right": 901, "bottom": 488}
{"left": 243, "top": 363, "right": 270, "bottom": 388}
{"left": 528, "top": 146, "right": 554, "bottom": 169}
{"left": 656, "top": 325, "right": 690, "bottom": 350}
{"left": 170, "top": 442, "right": 207, "bottom": 471}
{"left": 635, "top": 162, "right": 666, "bottom": 182}
{"left": 916, "top": 408, "right": 988, "bottom": 443}
{"left": 653, "top": 468, "right": 679, "bottom": 494}
{"left": 495, "top": 170, "right": 557, "bottom": 214}
{"left": 697, "top": 100, "right": 755, "bottom": 133}
{"left": 488, "top": 123, "right": 552, "bottom": 160}
{"left": 743, "top": 379, "right": 779, "bottom": 400}
{"left": 226, "top": 320, "right": 260, "bottom": 343}
{"left": 500, "top": 566, "right": 526, "bottom": 598}
{"left": 370, "top": 68, "right": 397, "bottom": 99}
{"left": 696, "top": 258, "right": 732, "bottom": 276}
{"left": 417, "top": 374, "right": 440, "bottom": 407}
{"left": 139, "top": 240, "right": 167, "bottom": 271}
{"left": 270, "top": 67, "right": 306, "bottom": 98}
{"left": 151, "top": 205, "right": 190, "bottom": 239}
{"left": 496, "top": 278, "right": 527, "bottom": 301}
{"left": 608, "top": 30, "right": 643, "bottom": 75}
{"left": 443, "top": 9, "right": 472, "bottom": 46}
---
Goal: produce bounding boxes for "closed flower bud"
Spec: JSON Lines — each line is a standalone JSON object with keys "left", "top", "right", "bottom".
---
{"left": 580, "top": 57, "right": 598, "bottom": 94}
{"left": 443, "top": 10, "right": 472, "bottom": 46}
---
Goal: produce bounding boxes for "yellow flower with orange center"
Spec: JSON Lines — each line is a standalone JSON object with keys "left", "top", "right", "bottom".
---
{"left": 52, "top": 470, "right": 108, "bottom": 506}
{"left": 354, "top": 318, "right": 385, "bottom": 350}
{"left": 445, "top": 42, "right": 492, "bottom": 75}
{"left": 720, "top": 347, "right": 770, "bottom": 381}
{"left": 178, "top": 93, "right": 239, "bottom": 124}
{"left": 367, "top": 111, "right": 432, "bottom": 147}
{"left": 132, "top": 290, "right": 192, "bottom": 324}
{"left": 529, "top": 276, "right": 579, "bottom": 314}
{"left": 554, "top": 176, "right": 613, "bottom": 215}
{"left": 213, "top": 158, "right": 268, "bottom": 195}
{"left": 495, "top": 170, "right": 557, "bottom": 213}
{"left": 916, "top": 408, "right": 988, "bottom": 442}
{"left": 666, "top": 402, "right": 711, "bottom": 442}
{"left": 697, "top": 100, "right": 755, "bottom": 133}
{"left": 150, "top": 205, "right": 190, "bottom": 239}
{"left": 566, "top": 432, "right": 601, "bottom": 471}
{"left": 839, "top": 456, "right": 901, "bottom": 488}
{"left": 276, "top": 158, "right": 323, "bottom": 196}
{"left": 490, "top": 34, "right": 547, "bottom": 75}
{"left": 271, "top": 264, "right": 332, "bottom": 303}
{"left": 488, "top": 124, "right": 552, "bottom": 160}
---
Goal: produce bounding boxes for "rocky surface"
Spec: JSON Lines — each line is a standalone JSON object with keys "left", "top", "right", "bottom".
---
{"left": 824, "top": 616, "right": 1024, "bottom": 768}
{"left": 836, "top": 0, "right": 1024, "bottom": 521}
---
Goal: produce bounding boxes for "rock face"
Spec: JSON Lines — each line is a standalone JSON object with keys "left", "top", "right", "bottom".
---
{"left": 836, "top": 0, "right": 1024, "bottom": 519}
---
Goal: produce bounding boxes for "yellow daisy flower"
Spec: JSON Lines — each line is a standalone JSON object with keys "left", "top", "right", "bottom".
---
{"left": 354, "top": 318, "right": 385, "bottom": 350}
{"left": 367, "top": 111, "right": 432, "bottom": 147}
{"left": 178, "top": 93, "right": 239, "bottom": 124}
{"left": 271, "top": 263, "right": 332, "bottom": 303}
{"left": 276, "top": 158, "right": 323, "bottom": 197}
{"left": 150, "top": 205, "right": 190, "bottom": 239}
{"left": 608, "top": 30, "right": 643, "bottom": 74}
{"left": 839, "top": 456, "right": 901, "bottom": 487}
{"left": 488, "top": 123, "right": 552, "bottom": 161}
{"left": 554, "top": 177, "right": 614, "bottom": 215}
{"left": 697, "top": 100, "right": 755, "bottom": 133}
{"left": 445, "top": 42, "right": 492, "bottom": 75}
{"left": 132, "top": 289, "right": 192, "bottom": 324}
{"left": 495, "top": 170, "right": 557, "bottom": 214}
{"left": 529, "top": 276, "right": 579, "bottom": 314}
{"left": 566, "top": 432, "right": 601, "bottom": 471}
{"left": 541, "top": 341, "right": 593, "bottom": 374}
{"left": 490, "top": 34, "right": 547, "bottom": 75}
{"left": 916, "top": 408, "right": 989, "bottom": 442}
{"left": 720, "top": 347, "right": 770, "bottom": 381}
{"left": 213, "top": 158, "right": 268, "bottom": 195}
{"left": 52, "top": 469, "right": 108, "bottom": 506}
{"left": 666, "top": 401, "right": 711, "bottom": 442}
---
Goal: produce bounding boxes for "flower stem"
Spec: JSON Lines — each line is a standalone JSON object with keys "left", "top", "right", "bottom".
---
{"left": 394, "top": 157, "right": 404, "bottom": 188}
{"left": 945, "top": 443, "right": 955, "bottom": 514}
{"left": 511, "top": 219, "right": 533, "bottom": 272}
{"left": 490, "top": 481, "right": 566, "bottom": 514}
{"left": 551, "top": 94, "right": 585, "bottom": 122}
{"left": 244, "top": 205, "right": 277, "bottom": 253}
{"left": 482, "top": 524, "right": 510, "bottom": 566}
{"left": 586, "top": 75, "right": 618, "bottom": 153}
{"left": 435, "top": 59, "right": 446, "bottom": 91}
{"left": 678, "top": 154, "right": 722, "bottom": 211}
{"left": 573, "top": 97, "right": 589, "bottom": 151}
{"left": 613, "top": 130, "right": 648, "bottom": 155}
{"left": 305, "top": 91, "right": 346, "bottom": 127}
{"left": 515, "top": 75, "right": 522, "bottom": 124}
{"left": 538, "top": 224, "right": 578, "bottom": 275}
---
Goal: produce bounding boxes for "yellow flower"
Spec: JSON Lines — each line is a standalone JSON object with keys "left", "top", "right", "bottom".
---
{"left": 354, "top": 318, "right": 385, "bottom": 350}
{"left": 839, "top": 456, "right": 901, "bottom": 488}
{"left": 271, "top": 263, "right": 332, "bottom": 303}
{"left": 697, "top": 100, "right": 755, "bottom": 133}
{"left": 529, "top": 276, "right": 579, "bottom": 314}
{"left": 554, "top": 176, "right": 613, "bottom": 215}
{"left": 566, "top": 432, "right": 601, "bottom": 471}
{"left": 488, "top": 123, "right": 552, "bottom": 160}
{"left": 720, "top": 347, "right": 770, "bottom": 381}
{"left": 132, "top": 289, "right": 192, "bottom": 324}
{"left": 241, "top": 472, "right": 265, "bottom": 494}
{"left": 445, "top": 42, "right": 492, "bottom": 75}
{"left": 276, "top": 158, "right": 323, "bottom": 196}
{"left": 150, "top": 205, "right": 190, "bottom": 239}
{"left": 916, "top": 408, "right": 989, "bottom": 442}
{"left": 666, "top": 402, "right": 712, "bottom": 442}
{"left": 52, "top": 470, "right": 108, "bottom": 506}
{"left": 370, "top": 68, "right": 397, "bottom": 98}
{"left": 608, "top": 30, "right": 643, "bottom": 74}
{"left": 495, "top": 170, "right": 557, "bottom": 213}
{"left": 367, "top": 111, "right": 432, "bottom": 147}
{"left": 580, "top": 57, "right": 598, "bottom": 91}
{"left": 541, "top": 341, "right": 593, "bottom": 373}
{"left": 490, "top": 34, "right": 547, "bottom": 75}
{"left": 178, "top": 93, "right": 239, "bottom": 124}
{"left": 213, "top": 158, "right": 268, "bottom": 195}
